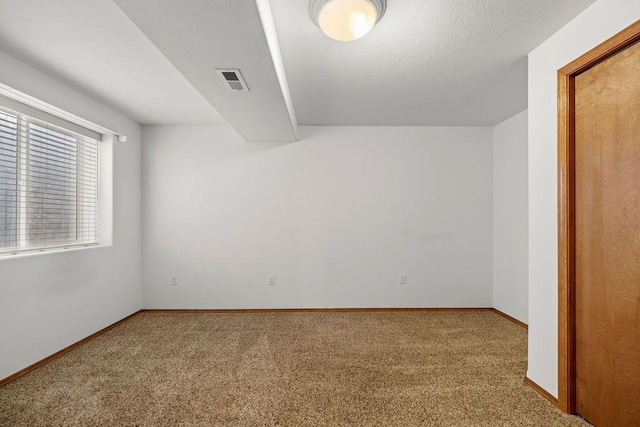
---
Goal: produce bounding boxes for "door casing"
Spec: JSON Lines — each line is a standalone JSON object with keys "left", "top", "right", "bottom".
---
{"left": 557, "top": 19, "right": 640, "bottom": 414}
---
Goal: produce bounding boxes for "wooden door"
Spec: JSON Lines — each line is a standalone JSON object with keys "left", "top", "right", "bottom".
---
{"left": 574, "top": 40, "right": 640, "bottom": 426}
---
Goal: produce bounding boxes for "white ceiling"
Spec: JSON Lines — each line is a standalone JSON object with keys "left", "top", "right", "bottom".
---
{"left": 270, "top": 0, "right": 597, "bottom": 126}
{"left": 113, "top": 0, "right": 297, "bottom": 142}
{"left": 0, "top": 0, "right": 226, "bottom": 125}
{"left": 0, "top": 0, "right": 598, "bottom": 136}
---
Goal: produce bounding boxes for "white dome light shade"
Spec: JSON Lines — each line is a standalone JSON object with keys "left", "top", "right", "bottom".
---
{"left": 319, "top": 0, "right": 376, "bottom": 41}
{"left": 310, "top": 0, "right": 386, "bottom": 42}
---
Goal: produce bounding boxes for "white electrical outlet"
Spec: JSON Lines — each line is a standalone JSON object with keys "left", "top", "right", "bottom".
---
{"left": 399, "top": 274, "right": 407, "bottom": 285}
{"left": 269, "top": 275, "right": 276, "bottom": 286}
{"left": 171, "top": 275, "right": 178, "bottom": 286}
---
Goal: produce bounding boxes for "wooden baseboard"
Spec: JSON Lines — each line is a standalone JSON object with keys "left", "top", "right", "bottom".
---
{"left": 524, "top": 376, "right": 558, "bottom": 405}
{"left": 492, "top": 308, "right": 528, "bottom": 329}
{"left": 0, "top": 310, "right": 142, "bottom": 388}
{"left": 141, "top": 307, "right": 495, "bottom": 313}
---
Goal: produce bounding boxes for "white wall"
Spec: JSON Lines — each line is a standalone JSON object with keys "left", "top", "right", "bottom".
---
{"left": 142, "top": 125, "right": 493, "bottom": 309}
{"left": 492, "top": 110, "right": 528, "bottom": 323}
{"left": 0, "top": 50, "right": 142, "bottom": 380}
{"left": 527, "top": 0, "right": 640, "bottom": 397}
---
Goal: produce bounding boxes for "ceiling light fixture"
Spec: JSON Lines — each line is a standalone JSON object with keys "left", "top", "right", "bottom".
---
{"left": 309, "top": 0, "right": 386, "bottom": 42}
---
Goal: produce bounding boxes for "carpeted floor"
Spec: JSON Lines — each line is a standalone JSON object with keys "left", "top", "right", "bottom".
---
{"left": 0, "top": 311, "right": 588, "bottom": 426}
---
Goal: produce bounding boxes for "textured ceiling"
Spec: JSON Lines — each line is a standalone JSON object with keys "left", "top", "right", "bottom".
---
{"left": 0, "top": 0, "right": 226, "bottom": 125}
{"left": 0, "top": 0, "right": 597, "bottom": 133}
{"left": 270, "top": 0, "right": 597, "bottom": 126}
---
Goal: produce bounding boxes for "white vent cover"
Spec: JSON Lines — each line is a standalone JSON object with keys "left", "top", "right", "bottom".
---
{"left": 215, "top": 69, "right": 249, "bottom": 91}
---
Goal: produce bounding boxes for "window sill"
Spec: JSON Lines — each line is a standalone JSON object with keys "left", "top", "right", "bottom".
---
{"left": 0, "top": 243, "right": 111, "bottom": 261}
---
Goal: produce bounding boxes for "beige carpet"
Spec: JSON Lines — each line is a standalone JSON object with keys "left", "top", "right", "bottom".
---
{"left": 0, "top": 311, "right": 588, "bottom": 426}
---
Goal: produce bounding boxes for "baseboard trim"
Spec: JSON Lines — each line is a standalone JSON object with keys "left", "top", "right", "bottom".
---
{"left": 524, "top": 376, "right": 558, "bottom": 405}
{"left": 141, "top": 307, "right": 495, "bottom": 313}
{"left": 492, "top": 308, "right": 528, "bottom": 329}
{"left": 0, "top": 310, "right": 142, "bottom": 388}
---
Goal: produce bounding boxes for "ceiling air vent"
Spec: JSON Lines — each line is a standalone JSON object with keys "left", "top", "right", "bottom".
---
{"left": 216, "top": 69, "right": 249, "bottom": 91}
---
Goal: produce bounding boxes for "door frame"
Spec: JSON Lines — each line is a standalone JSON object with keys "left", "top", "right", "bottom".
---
{"left": 557, "top": 19, "right": 640, "bottom": 414}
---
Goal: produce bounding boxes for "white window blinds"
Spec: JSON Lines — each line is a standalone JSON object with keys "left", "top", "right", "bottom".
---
{"left": 0, "top": 106, "right": 99, "bottom": 255}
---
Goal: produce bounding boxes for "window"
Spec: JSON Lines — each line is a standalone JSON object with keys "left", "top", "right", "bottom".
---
{"left": 0, "top": 106, "right": 100, "bottom": 255}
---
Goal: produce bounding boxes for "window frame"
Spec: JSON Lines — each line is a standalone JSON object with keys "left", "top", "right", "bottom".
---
{"left": 0, "top": 105, "right": 103, "bottom": 257}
